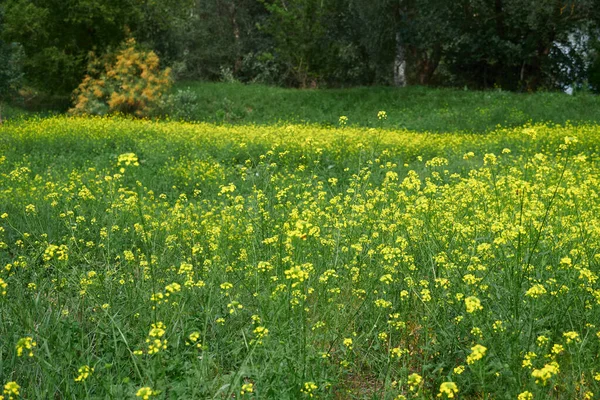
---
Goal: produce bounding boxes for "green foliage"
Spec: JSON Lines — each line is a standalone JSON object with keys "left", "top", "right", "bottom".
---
{"left": 0, "top": 7, "right": 24, "bottom": 122}
{"left": 0, "top": 40, "right": 23, "bottom": 104}
{"left": 3, "top": 0, "right": 600, "bottom": 96}
{"left": 443, "top": 0, "right": 599, "bottom": 90}
{"left": 69, "top": 40, "right": 172, "bottom": 117}
{"left": 588, "top": 37, "right": 600, "bottom": 93}
{"left": 259, "top": 0, "right": 327, "bottom": 86}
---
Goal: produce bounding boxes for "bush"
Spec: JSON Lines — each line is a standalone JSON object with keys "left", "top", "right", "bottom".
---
{"left": 155, "top": 88, "right": 201, "bottom": 121}
{"left": 69, "top": 39, "right": 172, "bottom": 117}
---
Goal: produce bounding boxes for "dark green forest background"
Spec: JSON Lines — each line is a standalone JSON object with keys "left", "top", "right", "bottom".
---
{"left": 2, "top": 0, "right": 600, "bottom": 106}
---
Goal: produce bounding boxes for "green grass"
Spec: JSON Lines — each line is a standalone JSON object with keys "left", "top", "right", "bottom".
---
{"left": 173, "top": 82, "right": 600, "bottom": 132}
{"left": 7, "top": 82, "right": 600, "bottom": 134}
{"left": 1, "top": 103, "right": 31, "bottom": 121}
{"left": 1, "top": 116, "right": 600, "bottom": 398}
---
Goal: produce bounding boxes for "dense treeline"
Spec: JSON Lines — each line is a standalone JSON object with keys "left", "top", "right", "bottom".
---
{"left": 2, "top": 0, "right": 600, "bottom": 98}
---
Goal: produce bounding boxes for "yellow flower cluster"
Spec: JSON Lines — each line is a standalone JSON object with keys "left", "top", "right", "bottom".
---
{"left": 437, "top": 382, "right": 459, "bottom": 398}
{"left": 136, "top": 387, "right": 158, "bottom": 399}
{"left": 1, "top": 381, "right": 20, "bottom": 400}
{"left": 301, "top": 382, "right": 318, "bottom": 397}
{"left": 15, "top": 337, "right": 36, "bottom": 357}
{"left": 532, "top": 361, "right": 560, "bottom": 385}
{"left": 466, "top": 344, "right": 487, "bottom": 365}
{"left": 464, "top": 296, "right": 483, "bottom": 313}
{"left": 74, "top": 365, "right": 94, "bottom": 382}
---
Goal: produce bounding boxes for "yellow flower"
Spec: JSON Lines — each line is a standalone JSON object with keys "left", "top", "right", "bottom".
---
{"left": 374, "top": 299, "right": 392, "bottom": 308}
{"left": 522, "top": 352, "right": 537, "bottom": 369}
{"left": 465, "top": 296, "right": 483, "bottom": 313}
{"left": 3, "top": 381, "right": 20, "bottom": 399}
{"left": 551, "top": 344, "right": 564, "bottom": 356}
{"left": 453, "top": 365, "right": 465, "bottom": 375}
{"left": 165, "top": 282, "right": 181, "bottom": 295}
{"left": 563, "top": 331, "right": 580, "bottom": 344}
{"left": 492, "top": 320, "right": 504, "bottom": 332}
{"left": 149, "top": 322, "right": 166, "bottom": 338}
{"left": 466, "top": 344, "right": 487, "bottom": 365}
{"left": 136, "top": 387, "right": 158, "bottom": 399}
{"left": 536, "top": 335, "right": 549, "bottom": 346}
{"left": 420, "top": 288, "right": 432, "bottom": 302}
{"left": 525, "top": 284, "right": 547, "bottom": 298}
{"left": 531, "top": 361, "right": 559, "bottom": 385}
{"left": 437, "top": 382, "right": 459, "bottom": 398}
{"left": 252, "top": 326, "right": 269, "bottom": 345}
{"left": 117, "top": 153, "right": 139, "bottom": 167}
{"left": 301, "top": 382, "right": 318, "bottom": 397}
{"left": 74, "top": 365, "right": 94, "bottom": 382}
{"left": 518, "top": 391, "right": 533, "bottom": 400}
{"left": 407, "top": 373, "right": 422, "bottom": 391}
{"left": 240, "top": 382, "right": 254, "bottom": 395}
{"left": 483, "top": 153, "right": 497, "bottom": 165}
{"left": 15, "top": 337, "right": 36, "bottom": 357}
{"left": 343, "top": 338, "right": 353, "bottom": 350}
{"left": 391, "top": 347, "right": 407, "bottom": 358}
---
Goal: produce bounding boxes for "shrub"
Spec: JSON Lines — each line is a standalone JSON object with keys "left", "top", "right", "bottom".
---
{"left": 155, "top": 88, "right": 201, "bottom": 121}
{"left": 69, "top": 39, "right": 172, "bottom": 117}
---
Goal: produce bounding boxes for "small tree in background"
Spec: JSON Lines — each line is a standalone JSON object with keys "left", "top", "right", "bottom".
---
{"left": 70, "top": 39, "right": 172, "bottom": 117}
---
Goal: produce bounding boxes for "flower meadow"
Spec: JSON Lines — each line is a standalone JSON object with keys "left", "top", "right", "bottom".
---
{"left": 1, "top": 116, "right": 600, "bottom": 399}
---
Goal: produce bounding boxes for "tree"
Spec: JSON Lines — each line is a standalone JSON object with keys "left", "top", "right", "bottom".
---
{"left": 259, "top": 0, "right": 328, "bottom": 87}
{"left": 348, "top": 0, "right": 454, "bottom": 86}
{"left": 0, "top": 6, "right": 23, "bottom": 123}
{"left": 444, "top": 0, "right": 600, "bottom": 90}
{"left": 0, "top": 0, "right": 188, "bottom": 95}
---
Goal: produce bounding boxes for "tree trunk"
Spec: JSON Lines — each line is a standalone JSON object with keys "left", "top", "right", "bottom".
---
{"left": 229, "top": 0, "right": 242, "bottom": 74}
{"left": 394, "top": 31, "right": 407, "bottom": 87}
{"left": 416, "top": 44, "right": 442, "bottom": 85}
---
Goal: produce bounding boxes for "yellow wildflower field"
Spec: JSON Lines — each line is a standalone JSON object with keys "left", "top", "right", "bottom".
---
{"left": 0, "top": 117, "right": 599, "bottom": 398}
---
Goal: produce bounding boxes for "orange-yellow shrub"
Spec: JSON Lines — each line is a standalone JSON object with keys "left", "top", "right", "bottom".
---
{"left": 70, "top": 39, "right": 172, "bottom": 117}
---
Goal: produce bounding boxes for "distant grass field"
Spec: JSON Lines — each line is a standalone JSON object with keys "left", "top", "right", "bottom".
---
{"left": 7, "top": 82, "right": 600, "bottom": 133}
{"left": 171, "top": 82, "right": 600, "bottom": 132}
{"left": 1, "top": 116, "right": 600, "bottom": 398}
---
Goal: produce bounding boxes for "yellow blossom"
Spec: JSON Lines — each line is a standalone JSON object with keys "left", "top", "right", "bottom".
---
{"left": 136, "top": 387, "right": 158, "bottom": 399}
{"left": 465, "top": 296, "right": 483, "bottom": 313}
{"left": 518, "top": 391, "right": 533, "bottom": 400}
{"left": 437, "top": 382, "right": 459, "bottom": 398}
{"left": 407, "top": 373, "right": 422, "bottom": 391}
{"left": 15, "top": 337, "right": 36, "bottom": 357}
{"left": 466, "top": 344, "right": 487, "bottom": 364}
{"left": 532, "top": 362, "right": 559, "bottom": 385}
{"left": 74, "top": 365, "right": 94, "bottom": 382}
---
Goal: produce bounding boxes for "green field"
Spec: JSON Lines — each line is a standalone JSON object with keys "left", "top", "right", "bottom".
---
{"left": 1, "top": 104, "right": 600, "bottom": 399}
